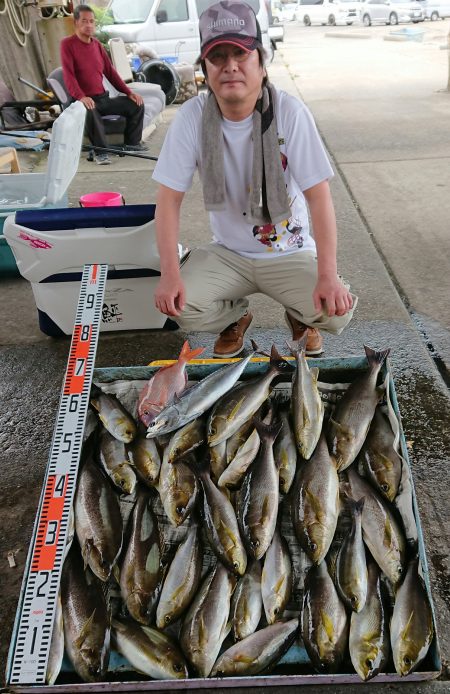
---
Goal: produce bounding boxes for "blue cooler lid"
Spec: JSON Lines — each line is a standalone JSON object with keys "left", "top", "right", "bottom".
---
{"left": 44, "top": 101, "right": 86, "bottom": 204}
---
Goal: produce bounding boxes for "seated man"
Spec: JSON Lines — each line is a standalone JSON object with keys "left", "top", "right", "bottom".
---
{"left": 61, "top": 3, "right": 146, "bottom": 164}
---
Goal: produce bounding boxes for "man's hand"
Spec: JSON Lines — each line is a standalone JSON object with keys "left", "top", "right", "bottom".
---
{"left": 128, "top": 92, "right": 144, "bottom": 107}
{"left": 313, "top": 275, "right": 353, "bottom": 317}
{"left": 80, "top": 96, "right": 95, "bottom": 110}
{"left": 154, "top": 274, "right": 186, "bottom": 317}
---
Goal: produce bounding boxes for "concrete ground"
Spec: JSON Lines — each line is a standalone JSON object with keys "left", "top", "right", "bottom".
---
{"left": 1, "top": 18, "right": 450, "bottom": 693}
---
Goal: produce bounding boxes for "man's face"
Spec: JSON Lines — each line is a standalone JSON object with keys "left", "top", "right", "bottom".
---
{"left": 205, "top": 45, "right": 265, "bottom": 111}
{"left": 74, "top": 11, "right": 96, "bottom": 40}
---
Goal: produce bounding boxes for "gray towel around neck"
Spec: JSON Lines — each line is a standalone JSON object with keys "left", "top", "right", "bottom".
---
{"left": 201, "top": 83, "right": 291, "bottom": 226}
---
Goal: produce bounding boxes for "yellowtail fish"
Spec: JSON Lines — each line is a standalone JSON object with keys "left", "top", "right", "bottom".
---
{"left": 119, "top": 489, "right": 162, "bottom": 624}
{"left": 302, "top": 560, "right": 348, "bottom": 673}
{"left": 180, "top": 562, "right": 237, "bottom": 677}
{"left": 112, "top": 618, "right": 188, "bottom": 679}
{"left": 208, "top": 344, "right": 293, "bottom": 446}
{"left": 291, "top": 431, "right": 339, "bottom": 565}
{"left": 289, "top": 336, "right": 324, "bottom": 460}
{"left": 90, "top": 383, "right": 137, "bottom": 443}
{"left": 327, "top": 346, "right": 390, "bottom": 471}
{"left": 61, "top": 543, "right": 110, "bottom": 683}
{"left": 349, "top": 559, "right": 390, "bottom": 681}
{"left": 156, "top": 522, "right": 203, "bottom": 629}
{"left": 237, "top": 418, "right": 282, "bottom": 560}
{"left": 211, "top": 618, "right": 299, "bottom": 677}
{"left": 391, "top": 555, "right": 434, "bottom": 676}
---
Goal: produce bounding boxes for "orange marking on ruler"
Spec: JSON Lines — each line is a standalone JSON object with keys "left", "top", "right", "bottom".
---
{"left": 64, "top": 325, "right": 92, "bottom": 395}
{"left": 90, "top": 264, "right": 98, "bottom": 283}
{"left": 31, "top": 476, "right": 67, "bottom": 572}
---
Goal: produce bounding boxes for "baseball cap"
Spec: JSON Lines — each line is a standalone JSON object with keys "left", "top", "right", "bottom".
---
{"left": 199, "top": 1, "right": 262, "bottom": 60}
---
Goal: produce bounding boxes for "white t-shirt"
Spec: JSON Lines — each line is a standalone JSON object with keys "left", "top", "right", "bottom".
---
{"left": 152, "top": 89, "right": 333, "bottom": 258}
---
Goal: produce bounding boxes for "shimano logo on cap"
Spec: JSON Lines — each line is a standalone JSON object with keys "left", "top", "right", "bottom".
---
{"left": 207, "top": 18, "right": 246, "bottom": 30}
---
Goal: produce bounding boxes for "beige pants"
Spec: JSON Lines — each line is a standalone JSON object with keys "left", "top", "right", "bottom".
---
{"left": 177, "top": 243, "right": 358, "bottom": 335}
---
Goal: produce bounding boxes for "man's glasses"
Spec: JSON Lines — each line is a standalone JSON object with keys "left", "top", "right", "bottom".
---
{"left": 206, "top": 46, "right": 252, "bottom": 67}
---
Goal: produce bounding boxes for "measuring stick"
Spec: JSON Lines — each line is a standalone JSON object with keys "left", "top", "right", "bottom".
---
{"left": 7, "top": 263, "right": 107, "bottom": 685}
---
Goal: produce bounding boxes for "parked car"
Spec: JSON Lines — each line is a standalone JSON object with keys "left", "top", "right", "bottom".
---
{"left": 280, "top": 1, "right": 300, "bottom": 20}
{"left": 359, "top": 0, "right": 425, "bottom": 25}
{"left": 270, "top": 0, "right": 284, "bottom": 22}
{"left": 104, "top": 0, "right": 272, "bottom": 65}
{"left": 295, "top": 0, "right": 360, "bottom": 25}
{"left": 421, "top": 0, "right": 450, "bottom": 19}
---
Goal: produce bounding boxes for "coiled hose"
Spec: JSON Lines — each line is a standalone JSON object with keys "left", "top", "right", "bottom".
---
{"left": 0, "top": 0, "right": 31, "bottom": 47}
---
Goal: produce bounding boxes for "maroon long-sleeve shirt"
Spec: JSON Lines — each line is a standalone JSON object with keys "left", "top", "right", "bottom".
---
{"left": 60, "top": 34, "right": 132, "bottom": 100}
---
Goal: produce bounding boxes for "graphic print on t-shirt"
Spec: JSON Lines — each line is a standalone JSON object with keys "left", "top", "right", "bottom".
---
{"left": 251, "top": 150, "right": 304, "bottom": 252}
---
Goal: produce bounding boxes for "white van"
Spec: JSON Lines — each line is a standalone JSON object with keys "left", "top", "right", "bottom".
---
{"left": 104, "top": 0, "right": 273, "bottom": 64}
{"left": 295, "top": 0, "right": 360, "bottom": 25}
{"left": 423, "top": 0, "right": 450, "bottom": 19}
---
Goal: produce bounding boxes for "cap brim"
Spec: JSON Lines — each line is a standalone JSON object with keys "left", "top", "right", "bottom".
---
{"left": 201, "top": 36, "right": 260, "bottom": 60}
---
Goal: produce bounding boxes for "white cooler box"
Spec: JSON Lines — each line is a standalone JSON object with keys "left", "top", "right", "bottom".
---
{"left": 0, "top": 101, "right": 85, "bottom": 215}
{"left": 3, "top": 205, "right": 183, "bottom": 336}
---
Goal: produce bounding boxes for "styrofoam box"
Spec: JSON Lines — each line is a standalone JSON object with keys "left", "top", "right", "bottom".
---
{"left": 3, "top": 205, "right": 184, "bottom": 336}
{"left": 0, "top": 101, "right": 85, "bottom": 212}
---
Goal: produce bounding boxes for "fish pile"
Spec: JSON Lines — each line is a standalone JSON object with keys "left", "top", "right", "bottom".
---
{"left": 50, "top": 340, "right": 435, "bottom": 685}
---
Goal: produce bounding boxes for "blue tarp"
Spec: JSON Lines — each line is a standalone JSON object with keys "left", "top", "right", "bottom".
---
{"left": 0, "top": 132, "right": 49, "bottom": 150}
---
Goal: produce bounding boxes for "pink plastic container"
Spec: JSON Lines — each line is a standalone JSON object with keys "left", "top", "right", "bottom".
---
{"left": 79, "top": 191, "right": 124, "bottom": 207}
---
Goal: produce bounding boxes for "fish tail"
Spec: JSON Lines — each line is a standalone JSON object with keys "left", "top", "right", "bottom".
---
{"left": 270, "top": 344, "right": 294, "bottom": 373}
{"left": 184, "top": 448, "right": 210, "bottom": 478}
{"left": 364, "top": 345, "right": 391, "bottom": 367}
{"left": 340, "top": 479, "right": 354, "bottom": 501}
{"left": 285, "top": 333, "right": 308, "bottom": 357}
{"left": 253, "top": 417, "right": 283, "bottom": 443}
{"left": 179, "top": 340, "right": 205, "bottom": 363}
{"left": 250, "top": 338, "right": 263, "bottom": 354}
{"left": 90, "top": 382, "right": 102, "bottom": 396}
{"left": 271, "top": 393, "right": 290, "bottom": 411}
{"left": 346, "top": 495, "right": 365, "bottom": 517}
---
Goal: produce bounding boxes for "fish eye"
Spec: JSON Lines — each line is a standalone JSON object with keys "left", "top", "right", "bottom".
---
{"left": 274, "top": 607, "right": 279, "bottom": 615}
{"left": 233, "top": 561, "right": 240, "bottom": 570}
{"left": 350, "top": 595, "right": 357, "bottom": 604}
{"left": 398, "top": 566, "right": 403, "bottom": 574}
{"left": 164, "top": 615, "right": 172, "bottom": 624}
{"left": 251, "top": 539, "right": 260, "bottom": 548}
{"left": 176, "top": 505, "right": 186, "bottom": 515}
{"left": 309, "top": 541, "right": 317, "bottom": 551}
{"left": 210, "top": 426, "right": 216, "bottom": 435}
{"left": 404, "top": 656, "right": 411, "bottom": 666}
{"left": 381, "top": 483, "right": 389, "bottom": 492}
{"left": 173, "top": 662, "right": 184, "bottom": 672}
{"left": 365, "top": 658, "right": 373, "bottom": 668}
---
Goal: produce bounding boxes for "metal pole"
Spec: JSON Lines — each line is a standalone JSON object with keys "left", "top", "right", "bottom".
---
{"left": 83, "top": 144, "right": 158, "bottom": 161}
{"left": 17, "top": 75, "right": 50, "bottom": 98}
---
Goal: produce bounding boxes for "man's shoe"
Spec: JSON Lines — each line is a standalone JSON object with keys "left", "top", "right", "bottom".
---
{"left": 213, "top": 312, "right": 253, "bottom": 358}
{"left": 285, "top": 312, "right": 323, "bottom": 356}
{"left": 94, "top": 153, "right": 111, "bottom": 165}
{"left": 124, "top": 142, "right": 148, "bottom": 152}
